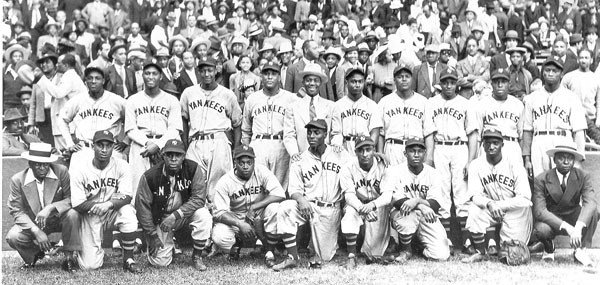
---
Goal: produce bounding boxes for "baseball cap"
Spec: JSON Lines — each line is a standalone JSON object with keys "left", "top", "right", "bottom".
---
{"left": 162, "top": 139, "right": 186, "bottom": 154}
{"left": 197, "top": 57, "right": 217, "bottom": 69}
{"left": 543, "top": 55, "right": 564, "bottom": 70}
{"left": 84, "top": 66, "right": 105, "bottom": 78}
{"left": 482, "top": 128, "right": 504, "bottom": 140}
{"left": 439, "top": 68, "right": 458, "bottom": 81}
{"left": 491, "top": 68, "right": 510, "bottom": 80}
{"left": 93, "top": 130, "right": 115, "bottom": 143}
{"left": 345, "top": 68, "right": 365, "bottom": 80}
{"left": 405, "top": 138, "right": 426, "bottom": 149}
{"left": 393, "top": 64, "right": 412, "bottom": 77}
{"left": 143, "top": 62, "right": 162, "bottom": 72}
{"left": 305, "top": 119, "right": 328, "bottom": 130}
{"left": 355, "top": 136, "right": 375, "bottom": 150}
{"left": 261, "top": 62, "right": 281, "bottom": 74}
{"left": 233, "top": 145, "right": 256, "bottom": 159}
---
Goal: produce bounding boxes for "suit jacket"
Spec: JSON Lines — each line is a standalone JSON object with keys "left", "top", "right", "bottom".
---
{"left": 446, "top": 37, "right": 466, "bottom": 60}
{"left": 489, "top": 52, "right": 509, "bottom": 72}
{"left": 299, "top": 29, "right": 323, "bottom": 44}
{"left": 3, "top": 132, "right": 42, "bottom": 156}
{"left": 104, "top": 64, "right": 137, "bottom": 98}
{"left": 309, "top": 0, "right": 332, "bottom": 24}
{"left": 370, "top": 3, "right": 389, "bottom": 28}
{"left": 533, "top": 168, "right": 597, "bottom": 230}
{"left": 524, "top": 5, "right": 547, "bottom": 29}
{"left": 412, "top": 62, "right": 444, "bottom": 98}
{"left": 283, "top": 94, "right": 335, "bottom": 156}
{"left": 507, "top": 14, "right": 525, "bottom": 42}
{"left": 525, "top": 34, "right": 542, "bottom": 51}
{"left": 557, "top": 9, "right": 582, "bottom": 34}
{"left": 110, "top": 9, "right": 131, "bottom": 34}
{"left": 8, "top": 164, "right": 71, "bottom": 230}
{"left": 285, "top": 59, "right": 335, "bottom": 101}
{"left": 456, "top": 55, "right": 490, "bottom": 88}
{"left": 175, "top": 68, "right": 200, "bottom": 94}
{"left": 129, "top": 0, "right": 150, "bottom": 28}
{"left": 563, "top": 51, "right": 579, "bottom": 74}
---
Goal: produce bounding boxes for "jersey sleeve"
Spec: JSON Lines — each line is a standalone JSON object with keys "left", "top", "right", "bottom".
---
{"left": 227, "top": 89, "right": 243, "bottom": 128}
{"left": 180, "top": 89, "right": 190, "bottom": 119}
{"left": 212, "top": 177, "right": 231, "bottom": 219}
{"left": 381, "top": 166, "right": 402, "bottom": 200}
{"left": 521, "top": 95, "right": 534, "bottom": 132}
{"left": 259, "top": 165, "right": 286, "bottom": 198}
{"left": 468, "top": 160, "right": 490, "bottom": 208}
{"left": 241, "top": 94, "right": 254, "bottom": 145}
{"left": 496, "top": 162, "right": 533, "bottom": 210}
{"left": 368, "top": 101, "right": 384, "bottom": 131}
{"left": 569, "top": 95, "right": 588, "bottom": 132}
{"left": 423, "top": 101, "right": 436, "bottom": 137}
{"left": 116, "top": 159, "right": 133, "bottom": 197}
{"left": 330, "top": 103, "right": 343, "bottom": 145}
{"left": 70, "top": 168, "right": 87, "bottom": 208}
{"left": 287, "top": 159, "right": 305, "bottom": 197}
{"left": 464, "top": 100, "right": 479, "bottom": 135}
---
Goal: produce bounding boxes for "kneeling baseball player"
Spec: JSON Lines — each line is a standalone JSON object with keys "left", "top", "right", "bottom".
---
{"left": 340, "top": 136, "right": 393, "bottom": 268}
{"left": 68, "top": 130, "right": 141, "bottom": 273}
{"left": 386, "top": 138, "right": 451, "bottom": 263}
{"left": 211, "top": 145, "right": 285, "bottom": 266}
{"left": 135, "top": 139, "right": 213, "bottom": 271}
{"left": 462, "top": 129, "right": 533, "bottom": 263}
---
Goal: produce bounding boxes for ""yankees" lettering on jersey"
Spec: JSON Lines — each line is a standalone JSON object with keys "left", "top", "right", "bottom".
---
{"left": 252, "top": 104, "right": 286, "bottom": 117}
{"left": 385, "top": 107, "right": 423, "bottom": 119}
{"left": 84, "top": 177, "right": 119, "bottom": 196}
{"left": 355, "top": 178, "right": 381, "bottom": 192}
{"left": 404, "top": 183, "right": 429, "bottom": 197}
{"left": 483, "top": 111, "right": 519, "bottom": 125}
{"left": 188, "top": 99, "right": 225, "bottom": 113}
{"left": 230, "top": 185, "right": 265, "bottom": 200}
{"left": 78, "top": 108, "right": 115, "bottom": 120}
{"left": 341, "top": 108, "right": 371, "bottom": 120}
{"left": 480, "top": 173, "right": 515, "bottom": 189}
{"left": 302, "top": 161, "right": 342, "bottom": 181}
{"left": 134, "top": 105, "right": 171, "bottom": 117}
{"left": 532, "top": 104, "right": 570, "bottom": 124}
{"left": 432, "top": 107, "right": 464, "bottom": 121}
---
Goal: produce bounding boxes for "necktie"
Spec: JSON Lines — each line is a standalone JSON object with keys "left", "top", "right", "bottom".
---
{"left": 431, "top": 65, "right": 436, "bottom": 86}
{"left": 561, "top": 174, "right": 567, "bottom": 192}
{"left": 309, "top": 96, "right": 317, "bottom": 120}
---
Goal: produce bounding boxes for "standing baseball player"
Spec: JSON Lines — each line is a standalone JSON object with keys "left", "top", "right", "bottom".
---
{"left": 125, "top": 62, "right": 183, "bottom": 195}
{"left": 242, "top": 62, "right": 295, "bottom": 187}
{"left": 271, "top": 119, "right": 351, "bottom": 271}
{"left": 340, "top": 136, "right": 393, "bottom": 268}
{"left": 68, "top": 130, "right": 142, "bottom": 273}
{"left": 58, "top": 67, "right": 128, "bottom": 168}
{"left": 386, "top": 138, "right": 451, "bottom": 263}
{"left": 331, "top": 68, "right": 383, "bottom": 154}
{"left": 428, "top": 68, "right": 479, "bottom": 248}
{"left": 135, "top": 139, "right": 213, "bottom": 271}
{"left": 180, "top": 57, "right": 243, "bottom": 202}
{"left": 522, "top": 56, "right": 587, "bottom": 177}
{"left": 377, "top": 64, "right": 435, "bottom": 166}
{"left": 211, "top": 145, "right": 285, "bottom": 267}
{"left": 477, "top": 68, "right": 524, "bottom": 166}
{"left": 462, "top": 129, "right": 533, "bottom": 263}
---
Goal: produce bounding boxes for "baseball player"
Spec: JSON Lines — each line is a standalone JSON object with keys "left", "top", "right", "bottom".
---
{"left": 125, "top": 62, "right": 183, "bottom": 196}
{"left": 340, "top": 136, "right": 393, "bottom": 268}
{"left": 377, "top": 64, "right": 435, "bottom": 166}
{"left": 58, "top": 67, "right": 127, "bottom": 169}
{"left": 67, "top": 130, "right": 141, "bottom": 272}
{"left": 462, "top": 129, "right": 533, "bottom": 263}
{"left": 522, "top": 56, "right": 587, "bottom": 177}
{"left": 331, "top": 68, "right": 383, "bottom": 154}
{"left": 271, "top": 119, "right": 351, "bottom": 271}
{"left": 477, "top": 68, "right": 524, "bottom": 166}
{"left": 211, "top": 145, "right": 285, "bottom": 267}
{"left": 386, "top": 138, "right": 451, "bottom": 263}
{"left": 135, "top": 139, "right": 212, "bottom": 271}
{"left": 242, "top": 62, "right": 295, "bottom": 188}
{"left": 428, "top": 68, "right": 479, "bottom": 248}
{"left": 180, "top": 57, "right": 243, "bottom": 202}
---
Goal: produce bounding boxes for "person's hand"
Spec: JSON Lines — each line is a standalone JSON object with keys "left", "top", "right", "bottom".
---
{"left": 568, "top": 224, "right": 583, "bottom": 248}
{"left": 374, "top": 152, "right": 390, "bottom": 166}
{"left": 27, "top": 125, "right": 39, "bottom": 135}
{"left": 35, "top": 206, "right": 53, "bottom": 230}
{"left": 297, "top": 199, "right": 313, "bottom": 219}
{"left": 238, "top": 221, "right": 256, "bottom": 240}
{"left": 291, "top": 153, "right": 302, "bottom": 163}
{"left": 400, "top": 198, "right": 419, "bottom": 216}
{"left": 359, "top": 202, "right": 375, "bottom": 215}
{"left": 32, "top": 227, "right": 52, "bottom": 252}
{"left": 246, "top": 204, "right": 256, "bottom": 221}
{"left": 89, "top": 201, "right": 113, "bottom": 216}
{"left": 69, "top": 143, "right": 83, "bottom": 153}
{"left": 114, "top": 141, "right": 128, "bottom": 152}
{"left": 173, "top": 72, "right": 181, "bottom": 80}
{"left": 159, "top": 214, "right": 177, "bottom": 232}
{"left": 418, "top": 205, "right": 437, "bottom": 223}
{"left": 487, "top": 201, "right": 504, "bottom": 220}
{"left": 147, "top": 234, "right": 164, "bottom": 257}
{"left": 33, "top": 67, "right": 43, "bottom": 81}
{"left": 524, "top": 160, "right": 534, "bottom": 177}
{"left": 365, "top": 210, "right": 378, "bottom": 222}
{"left": 463, "top": 162, "right": 469, "bottom": 181}
{"left": 141, "top": 141, "right": 160, "bottom": 157}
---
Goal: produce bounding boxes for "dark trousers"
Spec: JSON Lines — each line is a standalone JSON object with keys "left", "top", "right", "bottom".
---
{"left": 532, "top": 206, "right": 599, "bottom": 250}
{"left": 37, "top": 109, "right": 55, "bottom": 147}
{"left": 586, "top": 117, "right": 600, "bottom": 145}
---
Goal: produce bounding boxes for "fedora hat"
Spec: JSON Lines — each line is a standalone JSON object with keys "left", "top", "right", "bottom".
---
{"left": 271, "top": 21, "right": 286, "bottom": 33}
{"left": 155, "top": 47, "right": 170, "bottom": 57}
{"left": 36, "top": 51, "right": 58, "bottom": 65}
{"left": 546, "top": 142, "right": 584, "bottom": 161}
{"left": 44, "top": 19, "right": 60, "bottom": 31}
{"left": 259, "top": 43, "right": 276, "bottom": 53}
{"left": 17, "top": 85, "right": 32, "bottom": 97}
{"left": 277, "top": 41, "right": 294, "bottom": 55}
{"left": 503, "top": 30, "right": 520, "bottom": 42}
{"left": 229, "top": 35, "right": 249, "bottom": 51}
{"left": 21, "top": 143, "right": 59, "bottom": 163}
{"left": 300, "top": 63, "right": 328, "bottom": 83}
{"left": 190, "top": 37, "right": 212, "bottom": 52}
{"left": 3, "top": 108, "right": 27, "bottom": 121}
{"left": 108, "top": 44, "right": 127, "bottom": 61}
{"left": 248, "top": 24, "right": 263, "bottom": 37}
{"left": 324, "top": 46, "right": 343, "bottom": 60}
{"left": 4, "top": 44, "right": 30, "bottom": 62}
{"left": 206, "top": 15, "right": 219, "bottom": 26}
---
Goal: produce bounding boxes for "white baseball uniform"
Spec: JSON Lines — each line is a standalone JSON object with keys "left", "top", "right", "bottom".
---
{"left": 331, "top": 95, "right": 383, "bottom": 153}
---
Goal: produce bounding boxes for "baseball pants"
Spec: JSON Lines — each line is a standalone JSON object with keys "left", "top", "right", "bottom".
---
{"left": 147, "top": 208, "right": 212, "bottom": 267}
{"left": 75, "top": 204, "right": 138, "bottom": 270}
{"left": 186, "top": 132, "right": 233, "bottom": 202}
{"left": 531, "top": 134, "right": 574, "bottom": 177}
{"left": 384, "top": 142, "right": 407, "bottom": 166}
{"left": 532, "top": 207, "right": 599, "bottom": 249}
{"left": 465, "top": 205, "right": 532, "bottom": 244}
{"left": 212, "top": 203, "right": 280, "bottom": 251}
{"left": 433, "top": 144, "right": 470, "bottom": 219}
{"left": 275, "top": 200, "right": 342, "bottom": 262}
{"left": 341, "top": 205, "right": 391, "bottom": 258}
{"left": 6, "top": 209, "right": 81, "bottom": 264}
{"left": 390, "top": 209, "right": 450, "bottom": 260}
{"left": 249, "top": 139, "right": 290, "bottom": 188}
{"left": 129, "top": 140, "right": 160, "bottom": 201}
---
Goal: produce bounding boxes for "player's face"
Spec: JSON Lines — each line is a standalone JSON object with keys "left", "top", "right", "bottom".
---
{"left": 491, "top": 78, "right": 509, "bottom": 99}
{"left": 307, "top": 128, "right": 326, "bottom": 148}
{"left": 235, "top": 156, "right": 255, "bottom": 180}
{"left": 93, "top": 140, "right": 114, "bottom": 162}
{"left": 404, "top": 146, "right": 425, "bottom": 167}
{"left": 163, "top": 152, "right": 185, "bottom": 172}
{"left": 542, "top": 65, "right": 562, "bottom": 85}
{"left": 355, "top": 145, "right": 374, "bottom": 164}
{"left": 29, "top": 161, "right": 50, "bottom": 180}
{"left": 143, "top": 67, "right": 161, "bottom": 89}
{"left": 440, "top": 78, "right": 457, "bottom": 98}
{"left": 554, "top": 152, "right": 575, "bottom": 175}
{"left": 578, "top": 50, "right": 592, "bottom": 69}
{"left": 346, "top": 73, "right": 365, "bottom": 96}
{"left": 261, "top": 70, "right": 280, "bottom": 90}
{"left": 199, "top": 66, "right": 216, "bottom": 85}
{"left": 483, "top": 138, "right": 503, "bottom": 157}
{"left": 394, "top": 70, "right": 412, "bottom": 91}
{"left": 85, "top": 72, "right": 105, "bottom": 93}
{"left": 303, "top": 75, "right": 322, "bottom": 96}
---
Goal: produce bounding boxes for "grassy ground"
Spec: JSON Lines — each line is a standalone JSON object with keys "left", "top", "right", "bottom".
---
{"left": 2, "top": 248, "right": 599, "bottom": 285}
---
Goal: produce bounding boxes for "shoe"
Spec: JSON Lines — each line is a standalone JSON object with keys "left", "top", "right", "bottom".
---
{"left": 272, "top": 255, "right": 297, "bottom": 271}
{"left": 394, "top": 251, "right": 413, "bottom": 263}
{"left": 574, "top": 249, "right": 594, "bottom": 267}
{"left": 112, "top": 239, "right": 122, "bottom": 249}
{"left": 380, "top": 254, "right": 395, "bottom": 265}
{"left": 308, "top": 257, "right": 323, "bottom": 269}
{"left": 228, "top": 246, "right": 241, "bottom": 261}
{"left": 487, "top": 245, "right": 498, "bottom": 256}
{"left": 541, "top": 251, "right": 555, "bottom": 262}
{"left": 205, "top": 244, "right": 219, "bottom": 258}
{"left": 20, "top": 253, "right": 42, "bottom": 270}
{"left": 62, "top": 258, "right": 77, "bottom": 273}
{"left": 173, "top": 238, "right": 183, "bottom": 255}
{"left": 192, "top": 256, "right": 208, "bottom": 271}
{"left": 365, "top": 256, "right": 379, "bottom": 265}
{"left": 528, "top": 241, "right": 544, "bottom": 253}
{"left": 463, "top": 245, "right": 477, "bottom": 255}
{"left": 344, "top": 255, "right": 356, "bottom": 269}
{"left": 461, "top": 252, "right": 488, "bottom": 263}
{"left": 265, "top": 251, "right": 276, "bottom": 268}
{"left": 123, "top": 259, "right": 143, "bottom": 273}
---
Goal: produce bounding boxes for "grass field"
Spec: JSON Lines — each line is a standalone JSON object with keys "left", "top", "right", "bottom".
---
{"left": 2, "top": 248, "right": 599, "bottom": 285}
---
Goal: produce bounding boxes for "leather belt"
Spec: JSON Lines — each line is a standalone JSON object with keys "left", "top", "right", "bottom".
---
{"left": 435, "top": 140, "right": 466, "bottom": 146}
{"left": 386, "top": 138, "right": 406, "bottom": 145}
{"left": 146, "top": 134, "right": 163, "bottom": 139}
{"left": 534, "top": 130, "right": 567, "bottom": 136}
{"left": 254, "top": 134, "right": 283, "bottom": 140}
{"left": 189, "top": 132, "right": 215, "bottom": 141}
{"left": 344, "top": 135, "right": 358, "bottom": 141}
{"left": 503, "top": 136, "right": 519, "bottom": 142}
{"left": 311, "top": 200, "right": 338, "bottom": 208}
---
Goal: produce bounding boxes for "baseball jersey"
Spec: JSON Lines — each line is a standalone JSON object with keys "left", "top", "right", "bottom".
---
{"left": 383, "top": 164, "right": 443, "bottom": 204}
{"left": 468, "top": 156, "right": 532, "bottom": 210}
{"left": 476, "top": 95, "right": 524, "bottom": 139}
{"left": 125, "top": 90, "right": 183, "bottom": 147}
{"left": 60, "top": 91, "right": 126, "bottom": 145}
{"left": 340, "top": 158, "right": 390, "bottom": 209}
{"left": 378, "top": 92, "right": 435, "bottom": 139}
{"left": 331, "top": 95, "right": 383, "bottom": 145}
{"left": 71, "top": 157, "right": 133, "bottom": 208}
{"left": 180, "top": 84, "right": 242, "bottom": 136}
{"left": 288, "top": 147, "right": 351, "bottom": 203}
{"left": 213, "top": 164, "right": 285, "bottom": 219}
{"left": 522, "top": 86, "right": 587, "bottom": 133}
{"left": 428, "top": 94, "right": 478, "bottom": 141}
{"left": 241, "top": 89, "right": 296, "bottom": 144}
{"left": 561, "top": 70, "right": 600, "bottom": 119}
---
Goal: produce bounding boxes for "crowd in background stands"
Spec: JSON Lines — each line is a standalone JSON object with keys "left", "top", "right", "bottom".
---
{"left": 4, "top": 0, "right": 600, "bottom": 148}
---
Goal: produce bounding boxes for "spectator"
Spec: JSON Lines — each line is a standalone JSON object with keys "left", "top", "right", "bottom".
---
{"left": 229, "top": 54, "right": 261, "bottom": 107}
{"left": 557, "top": 0, "right": 582, "bottom": 34}
{"left": 3, "top": 108, "right": 41, "bottom": 156}
{"left": 368, "top": 45, "right": 395, "bottom": 102}
{"left": 456, "top": 36, "right": 490, "bottom": 97}
{"left": 3, "top": 44, "right": 29, "bottom": 109}
{"left": 505, "top": 47, "right": 533, "bottom": 100}
{"left": 81, "top": 0, "right": 114, "bottom": 29}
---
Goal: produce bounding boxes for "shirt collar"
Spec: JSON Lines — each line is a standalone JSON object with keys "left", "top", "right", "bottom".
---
{"left": 556, "top": 169, "right": 570, "bottom": 182}
{"left": 24, "top": 167, "right": 57, "bottom": 184}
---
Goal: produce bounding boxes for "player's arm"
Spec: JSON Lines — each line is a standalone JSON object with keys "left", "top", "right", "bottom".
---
{"left": 494, "top": 164, "right": 532, "bottom": 211}
{"left": 175, "top": 164, "right": 208, "bottom": 219}
{"left": 229, "top": 92, "right": 244, "bottom": 149}
{"left": 521, "top": 98, "right": 534, "bottom": 174}
{"left": 467, "top": 162, "right": 490, "bottom": 209}
{"left": 283, "top": 105, "right": 300, "bottom": 156}
{"left": 125, "top": 99, "right": 149, "bottom": 146}
{"left": 135, "top": 175, "right": 158, "bottom": 236}
{"left": 424, "top": 133, "right": 435, "bottom": 166}
{"left": 423, "top": 103, "right": 436, "bottom": 166}
{"left": 241, "top": 97, "right": 253, "bottom": 145}
{"left": 180, "top": 92, "right": 190, "bottom": 144}
{"left": 251, "top": 169, "right": 286, "bottom": 211}
{"left": 59, "top": 100, "right": 77, "bottom": 147}
{"left": 288, "top": 162, "right": 313, "bottom": 217}
{"left": 157, "top": 98, "right": 184, "bottom": 148}
{"left": 340, "top": 166, "right": 363, "bottom": 211}
{"left": 110, "top": 162, "right": 134, "bottom": 209}
{"left": 71, "top": 170, "right": 101, "bottom": 213}
{"left": 330, "top": 105, "right": 343, "bottom": 146}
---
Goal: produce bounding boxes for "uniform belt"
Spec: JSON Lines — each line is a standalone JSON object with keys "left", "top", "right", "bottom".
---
{"left": 435, "top": 140, "right": 466, "bottom": 145}
{"left": 386, "top": 138, "right": 406, "bottom": 145}
{"left": 81, "top": 141, "right": 93, "bottom": 148}
{"left": 146, "top": 134, "right": 163, "bottom": 139}
{"left": 189, "top": 132, "right": 215, "bottom": 141}
{"left": 311, "top": 200, "right": 338, "bottom": 208}
{"left": 503, "top": 136, "right": 519, "bottom": 142}
{"left": 534, "top": 130, "right": 567, "bottom": 136}
{"left": 254, "top": 134, "right": 283, "bottom": 140}
{"left": 344, "top": 135, "right": 359, "bottom": 141}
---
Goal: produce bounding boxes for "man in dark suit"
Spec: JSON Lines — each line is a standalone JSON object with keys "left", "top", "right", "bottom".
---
{"left": 309, "top": 0, "right": 332, "bottom": 25}
{"left": 557, "top": 0, "right": 582, "bottom": 34}
{"left": 553, "top": 38, "right": 578, "bottom": 74}
{"left": 104, "top": 45, "right": 137, "bottom": 98}
{"left": 175, "top": 51, "right": 200, "bottom": 94}
{"left": 368, "top": 0, "right": 389, "bottom": 28}
{"left": 446, "top": 25, "right": 466, "bottom": 60}
{"left": 129, "top": 0, "right": 150, "bottom": 29}
{"left": 412, "top": 44, "right": 443, "bottom": 98}
{"left": 489, "top": 30, "right": 521, "bottom": 72}
{"left": 531, "top": 144, "right": 598, "bottom": 266}
{"left": 285, "top": 40, "right": 334, "bottom": 101}
{"left": 6, "top": 142, "right": 80, "bottom": 270}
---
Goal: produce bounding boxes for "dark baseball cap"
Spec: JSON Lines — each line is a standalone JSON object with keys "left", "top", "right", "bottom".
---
{"left": 93, "top": 130, "right": 115, "bottom": 143}
{"left": 482, "top": 128, "right": 504, "bottom": 140}
{"left": 393, "top": 64, "right": 412, "bottom": 77}
{"left": 162, "top": 139, "right": 186, "bottom": 154}
{"left": 197, "top": 57, "right": 217, "bottom": 69}
{"left": 491, "top": 68, "right": 510, "bottom": 80}
{"left": 543, "top": 56, "right": 564, "bottom": 70}
{"left": 261, "top": 62, "right": 281, "bottom": 74}
{"left": 233, "top": 145, "right": 256, "bottom": 159}
{"left": 345, "top": 68, "right": 365, "bottom": 80}
{"left": 405, "top": 138, "right": 426, "bottom": 149}
{"left": 305, "top": 119, "right": 328, "bottom": 130}
{"left": 439, "top": 68, "right": 458, "bottom": 81}
{"left": 355, "top": 135, "right": 375, "bottom": 149}
{"left": 84, "top": 66, "right": 105, "bottom": 78}
{"left": 143, "top": 62, "right": 162, "bottom": 72}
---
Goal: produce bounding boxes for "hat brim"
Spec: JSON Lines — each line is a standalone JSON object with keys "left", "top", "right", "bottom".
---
{"left": 4, "top": 45, "right": 31, "bottom": 62}
{"left": 355, "top": 141, "right": 375, "bottom": 150}
{"left": 300, "top": 70, "right": 328, "bottom": 83}
{"left": 234, "top": 153, "right": 255, "bottom": 159}
{"left": 168, "top": 37, "right": 190, "bottom": 50}
{"left": 277, "top": 48, "right": 293, "bottom": 55}
{"left": 261, "top": 66, "right": 281, "bottom": 74}
{"left": 190, "top": 38, "right": 212, "bottom": 52}
{"left": 162, "top": 148, "right": 186, "bottom": 154}
{"left": 21, "top": 152, "right": 59, "bottom": 163}
{"left": 543, "top": 60, "right": 564, "bottom": 70}
{"left": 440, "top": 75, "right": 458, "bottom": 81}
{"left": 546, "top": 148, "right": 584, "bottom": 161}
{"left": 405, "top": 142, "right": 426, "bottom": 149}
{"left": 36, "top": 54, "right": 58, "bottom": 64}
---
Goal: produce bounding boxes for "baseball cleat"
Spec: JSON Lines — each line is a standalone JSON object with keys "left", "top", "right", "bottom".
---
{"left": 541, "top": 252, "right": 555, "bottom": 262}
{"left": 344, "top": 256, "right": 357, "bottom": 269}
{"left": 308, "top": 257, "right": 323, "bottom": 269}
{"left": 265, "top": 251, "right": 276, "bottom": 268}
{"left": 272, "top": 255, "right": 297, "bottom": 271}
{"left": 20, "top": 252, "right": 43, "bottom": 270}
{"left": 461, "top": 252, "right": 488, "bottom": 263}
{"left": 574, "top": 249, "right": 594, "bottom": 267}
{"left": 228, "top": 246, "right": 241, "bottom": 261}
{"left": 61, "top": 258, "right": 77, "bottom": 273}
{"left": 173, "top": 238, "right": 183, "bottom": 255}
{"left": 192, "top": 256, "right": 208, "bottom": 271}
{"left": 394, "top": 251, "right": 413, "bottom": 263}
{"left": 123, "top": 259, "right": 143, "bottom": 274}
{"left": 527, "top": 241, "right": 544, "bottom": 253}
{"left": 487, "top": 245, "right": 498, "bottom": 256}
{"left": 112, "top": 239, "right": 122, "bottom": 249}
